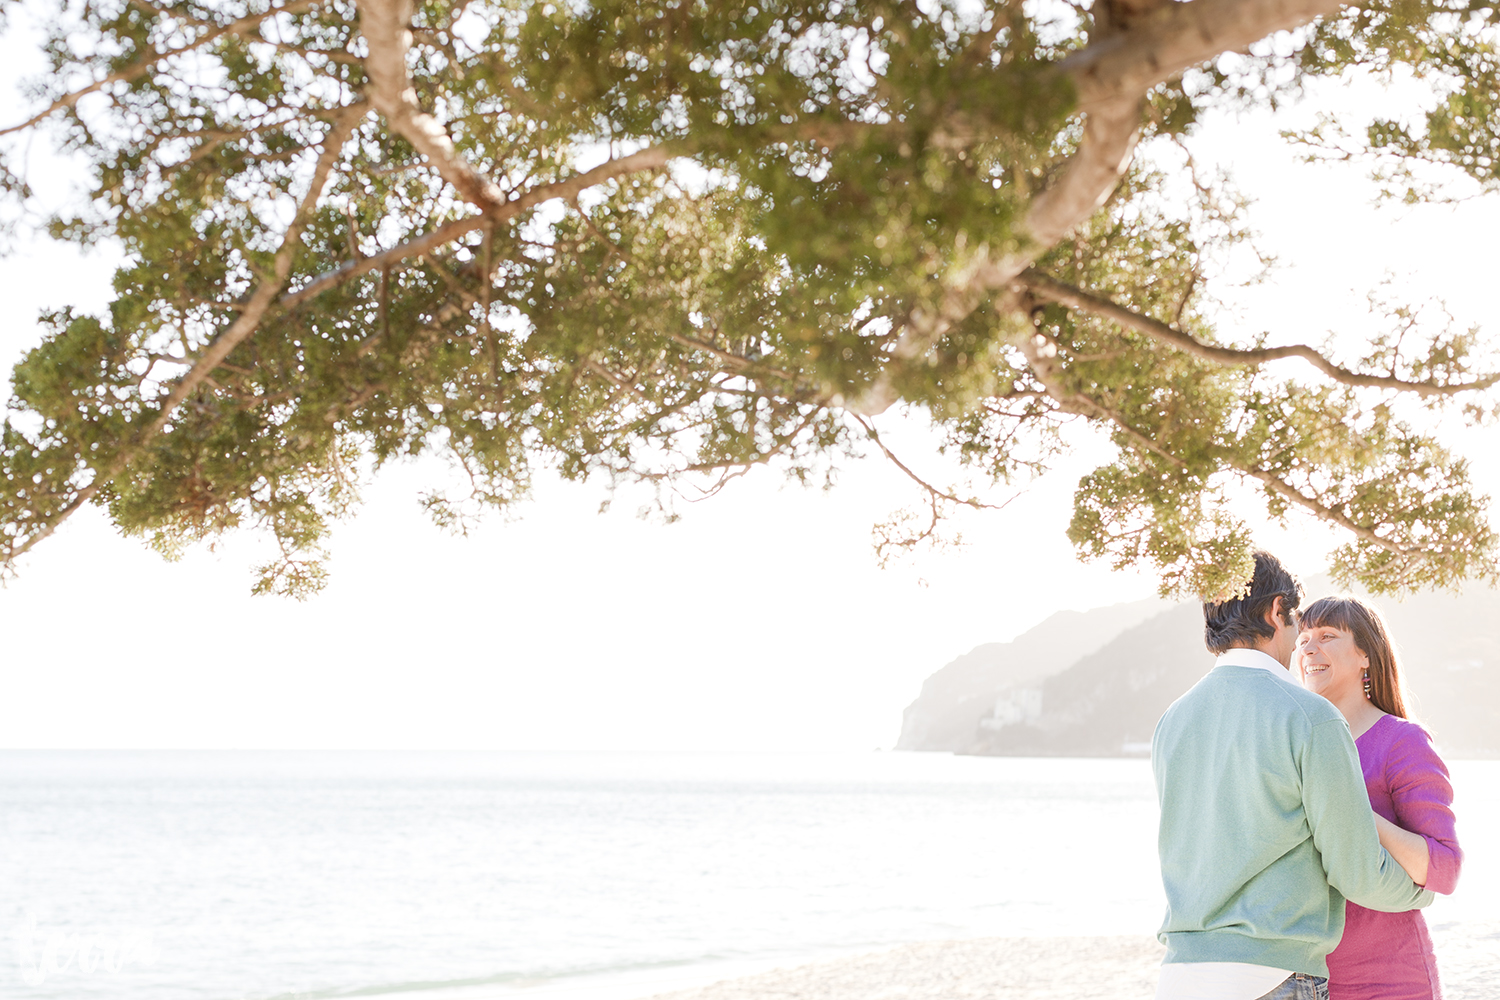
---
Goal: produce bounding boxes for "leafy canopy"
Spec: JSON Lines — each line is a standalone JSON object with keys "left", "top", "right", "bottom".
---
{"left": 2, "top": 0, "right": 1499, "bottom": 598}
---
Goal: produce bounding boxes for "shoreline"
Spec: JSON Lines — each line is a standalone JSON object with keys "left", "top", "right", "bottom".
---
{"left": 638, "top": 937, "right": 1166, "bottom": 1000}
{"left": 279, "top": 922, "right": 1500, "bottom": 1000}
{"left": 630, "top": 921, "right": 1500, "bottom": 1000}
{"left": 342, "top": 947, "right": 888, "bottom": 1000}
{"left": 358, "top": 938, "right": 1166, "bottom": 1000}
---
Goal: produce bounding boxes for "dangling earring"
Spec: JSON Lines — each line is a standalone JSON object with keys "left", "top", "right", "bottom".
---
{"left": 1362, "top": 671, "right": 1372, "bottom": 700}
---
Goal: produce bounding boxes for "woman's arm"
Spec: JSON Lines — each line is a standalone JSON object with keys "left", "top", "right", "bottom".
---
{"left": 1385, "top": 724, "right": 1463, "bottom": 895}
{"left": 1374, "top": 813, "right": 1429, "bottom": 886}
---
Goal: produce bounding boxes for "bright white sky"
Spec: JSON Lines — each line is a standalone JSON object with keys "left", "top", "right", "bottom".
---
{"left": 0, "top": 32, "right": 1497, "bottom": 751}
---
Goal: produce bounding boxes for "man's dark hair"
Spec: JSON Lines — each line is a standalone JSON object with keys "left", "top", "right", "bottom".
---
{"left": 1203, "top": 551, "right": 1303, "bottom": 655}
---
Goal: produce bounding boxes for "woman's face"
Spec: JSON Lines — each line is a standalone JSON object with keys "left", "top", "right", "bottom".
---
{"left": 1296, "top": 622, "right": 1369, "bottom": 703}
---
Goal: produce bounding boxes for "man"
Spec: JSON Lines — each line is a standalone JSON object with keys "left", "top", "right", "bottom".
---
{"left": 1152, "top": 551, "right": 1432, "bottom": 1000}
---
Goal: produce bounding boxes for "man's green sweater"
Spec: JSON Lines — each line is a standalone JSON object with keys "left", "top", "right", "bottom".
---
{"left": 1152, "top": 649, "right": 1433, "bottom": 977}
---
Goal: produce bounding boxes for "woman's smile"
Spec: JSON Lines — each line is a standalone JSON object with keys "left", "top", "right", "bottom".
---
{"left": 1296, "top": 624, "right": 1369, "bottom": 701}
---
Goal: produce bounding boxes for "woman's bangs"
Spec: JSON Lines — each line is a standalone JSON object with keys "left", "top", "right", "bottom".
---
{"left": 1299, "top": 597, "right": 1360, "bottom": 634}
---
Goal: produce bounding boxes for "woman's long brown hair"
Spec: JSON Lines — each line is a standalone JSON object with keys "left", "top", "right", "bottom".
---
{"left": 1299, "top": 596, "right": 1410, "bottom": 719}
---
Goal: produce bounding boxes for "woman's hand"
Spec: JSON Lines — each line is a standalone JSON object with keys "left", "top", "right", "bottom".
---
{"left": 1375, "top": 813, "right": 1431, "bottom": 887}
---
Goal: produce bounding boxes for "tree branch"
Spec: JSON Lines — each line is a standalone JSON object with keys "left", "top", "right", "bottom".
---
{"left": 1019, "top": 268, "right": 1500, "bottom": 397}
{"left": 1019, "top": 314, "right": 1410, "bottom": 558}
{"left": 851, "top": 413, "right": 1016, "bottom": 514}
{"left": 357, "top": 0, "right": 677, "bottom": 222}
{"left": 280, "top": 145, "right": 679, "bottom": 307}
{"left": 1065, "top": 0, "right": 1348, "bottom": 109}
{"left": 0, "top": 0, "right": 322, "bottom": 138}
{"left": 848, "top": 0, "right": 1351, "bottom": 415}
{"left": 1019, "top": 322, "right": 1182, "bottom": 464}
{"left": 5, "top": 102, "right": 367, "bottom": 564}
{"left": 1242, "top": 467, "right": 1409, "bottom": 555}
{"left": 356, "top": 0, "right": 509, "bottom": 212}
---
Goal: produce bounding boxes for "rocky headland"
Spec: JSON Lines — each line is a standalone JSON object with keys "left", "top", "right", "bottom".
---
{"left": 897, "top": 584, "right": 1500, "bottom": 758}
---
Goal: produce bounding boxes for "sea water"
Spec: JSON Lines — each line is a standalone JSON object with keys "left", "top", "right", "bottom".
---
{"left": 0, "top": 751, "right": 1492, "bottom": 1000}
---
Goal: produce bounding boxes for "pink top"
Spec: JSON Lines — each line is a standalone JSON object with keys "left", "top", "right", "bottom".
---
{"left": 1327, "top": 714, "right": 1463, "bottom": 1000}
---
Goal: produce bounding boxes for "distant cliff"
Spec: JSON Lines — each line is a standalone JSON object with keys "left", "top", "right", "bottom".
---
{"left": 898, "top": 586, "right": 1500, "bottom": 759}
{"left": 893, "top": 597, "right": 1169, "bottom": 752}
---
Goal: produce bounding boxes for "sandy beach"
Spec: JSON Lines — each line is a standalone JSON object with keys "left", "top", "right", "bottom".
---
{"left": 645, "top": 937, "right": 1165, "bottom": 1000}
{"left": 642, "top": 923, "right": 1500, "bottom": 1000}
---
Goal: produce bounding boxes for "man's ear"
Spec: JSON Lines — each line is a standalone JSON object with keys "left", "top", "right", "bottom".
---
{"left": 1265, "top": 595, "right": 1286, "bottom": 630}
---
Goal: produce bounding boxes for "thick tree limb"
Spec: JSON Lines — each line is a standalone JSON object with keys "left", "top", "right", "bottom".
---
{"left": 846, "top": 105, "right": 1138, "bottom": 413}
{"left": 5, "top": 103, "right": 366, "bottom": 565}
{"left": 0, "top": 0, "right": 322, "bottom": 137}
{"left": 866, "top": 97, "right": 1141, "bottom": 375}
{"left": 848, "top": 0, "right": 1351, "bottom": 415}
{"left": 1020, "top": 268, "right": 1500, "bottom": 396}
{"left": 1066, "top": 0, "right": 1348, "bottom": 109}
{"left": 356, "top": 0, "right": 676, "bottom": 224}
{"left": 357, "top": 0, "right": 510, "bottom": 213}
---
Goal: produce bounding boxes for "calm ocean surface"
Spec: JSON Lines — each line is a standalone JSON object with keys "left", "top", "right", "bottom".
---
{"left": 0, "top": 751, "right": 1493, "bottom": 1000}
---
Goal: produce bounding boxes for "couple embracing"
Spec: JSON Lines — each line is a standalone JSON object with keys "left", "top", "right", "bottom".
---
{"left": 1153, "top": 552, "right": 1463, "bottom": 1000}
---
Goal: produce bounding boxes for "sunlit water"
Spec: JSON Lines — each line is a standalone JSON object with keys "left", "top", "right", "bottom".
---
{"left": 0, "top": 751, "right": 1492, "bottom": 1000}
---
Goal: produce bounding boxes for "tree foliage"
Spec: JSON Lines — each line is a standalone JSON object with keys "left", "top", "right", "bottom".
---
{"left": 1, "top": 0, "right": 1498, "bottom": 597}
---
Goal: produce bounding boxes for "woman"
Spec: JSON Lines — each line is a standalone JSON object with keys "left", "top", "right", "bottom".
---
{"left": 1296, "top": 596, "right": 1463, "bottom": 1000}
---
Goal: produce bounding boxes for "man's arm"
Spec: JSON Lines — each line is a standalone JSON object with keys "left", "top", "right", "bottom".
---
{"left": 1302, "top": 718, "right": 1433, "bottom": 912}
{"left": 1374, "top": 813, "right": 1429, "bottom": 886}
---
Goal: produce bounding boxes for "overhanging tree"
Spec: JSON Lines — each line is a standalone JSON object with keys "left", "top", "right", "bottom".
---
{"left": 1, "top": 0, "right": 1498, "bottom": 597}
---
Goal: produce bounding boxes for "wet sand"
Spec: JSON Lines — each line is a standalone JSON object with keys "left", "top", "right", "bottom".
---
{"left": 646, "top": 936, "right": 1167, "bottom": 1000}
{"left": 643, "top": 922, "right": 1500, "bottom": 1000}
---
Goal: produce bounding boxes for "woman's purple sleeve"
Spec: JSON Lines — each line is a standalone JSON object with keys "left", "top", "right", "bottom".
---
{"left": 1387, "top": 723, "right": 1463, "bottom": 895}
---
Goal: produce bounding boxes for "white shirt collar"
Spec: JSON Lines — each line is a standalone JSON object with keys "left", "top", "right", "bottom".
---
{"left": 1216, "top": 646, "right": 1299, "bottom": 685}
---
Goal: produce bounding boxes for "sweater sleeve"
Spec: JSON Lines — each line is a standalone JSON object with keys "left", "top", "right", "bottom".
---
{"left": 1302, "top": 717, "right": 1434, "bottom": 913}
{"left": 1386, "top": 723, "right": 1463, "bottom": 895}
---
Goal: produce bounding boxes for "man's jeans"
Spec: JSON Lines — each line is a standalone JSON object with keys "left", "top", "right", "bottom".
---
{"left": 1255, "top": 973, "right": 1329, "bottom": 1000}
